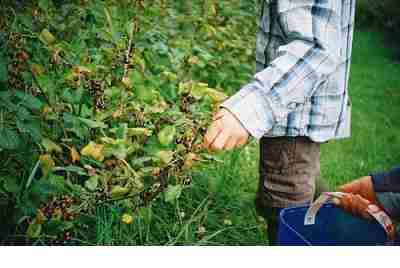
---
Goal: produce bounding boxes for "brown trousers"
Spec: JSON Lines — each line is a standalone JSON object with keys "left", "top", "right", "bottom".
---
{"left": 255, "top": 137, "right": 321, "bottom": 214}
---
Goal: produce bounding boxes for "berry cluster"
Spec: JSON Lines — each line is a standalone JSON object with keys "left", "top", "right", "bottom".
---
{"left": 7, "top": 33, "right": 29, "bottom": 91}
{"left": 39, "top": 196, "right": 76, "bottom": 221}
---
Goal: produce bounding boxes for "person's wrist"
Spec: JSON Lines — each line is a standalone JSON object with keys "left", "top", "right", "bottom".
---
{"left": 219, "top": 107, "right": 250, "bottom": 137}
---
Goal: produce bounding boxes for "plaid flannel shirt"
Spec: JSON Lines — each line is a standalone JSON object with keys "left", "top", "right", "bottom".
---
{"left": 222, "top": 0, "right": 356, "bottom": 143}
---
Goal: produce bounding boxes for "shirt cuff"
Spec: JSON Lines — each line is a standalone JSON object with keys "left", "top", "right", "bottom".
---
{"left": 220, "top": 84, "right": 276, "bottom": 140}
{"left": 376, "top": 192, "right": 400, "bottom": 219}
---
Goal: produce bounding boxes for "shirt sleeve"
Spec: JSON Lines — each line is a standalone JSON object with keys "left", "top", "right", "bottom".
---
{"left": 371, "top": 166, "right": 400, "bottom": 193}
{"left": 376, "top": 192, "right": 400, "bottom": 219}
{"left": 221, "top": 0, "right": 341, "bottom": 139}
{"left": 371, "top": 166, "right": 400, "bottom": 219}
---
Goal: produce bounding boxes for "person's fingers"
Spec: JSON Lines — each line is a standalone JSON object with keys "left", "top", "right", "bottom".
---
{"left": 338, "top": 194, "right": 373, "bottom": 219}
{"left": 351, "top": 195, "right": 363, "bottom": 217}
{"left": 212, "top": 109, "right": 226, "bottom": 121}
{"left": 350, "top": 194, "right": 371, "bottom": 219}
{"left": 203, "top": 120, "right": 223, "bottom": 149}
{"left": 339, "top": 180, "right": 361, "bottom": 194}
{"left": 355, "top": 195, "right": 372, "bottom": 219}
{"left": 339, "top": 176, "right": 377, "bottom": 203}
{"left": 210, "top": 130, "right": 229, "bottom": 151}
{"left": 236, "top": 136, "right": 249, "bottom": 147}
{"left": 223, "top": 136, "right": 238, "bottom": 151}
{"left": 340, "top": 194, "right": 352, "bottom": 213}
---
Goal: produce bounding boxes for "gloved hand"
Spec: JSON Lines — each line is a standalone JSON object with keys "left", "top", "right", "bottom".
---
{"left": 336, "top": 176, "right": 382, "bottom": 219}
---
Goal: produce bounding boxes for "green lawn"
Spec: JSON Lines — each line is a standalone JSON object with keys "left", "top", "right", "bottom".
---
{"left": 90, "top": 30, "right": 400, "bottom": 246}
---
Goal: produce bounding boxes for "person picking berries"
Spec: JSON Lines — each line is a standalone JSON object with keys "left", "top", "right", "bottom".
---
{"left": 203, "top": 0, "right": 356, "bottom": 245}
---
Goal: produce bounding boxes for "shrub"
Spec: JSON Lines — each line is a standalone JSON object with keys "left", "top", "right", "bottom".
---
{"left": 0, "top": 0, "right": 257, "bottom": 244}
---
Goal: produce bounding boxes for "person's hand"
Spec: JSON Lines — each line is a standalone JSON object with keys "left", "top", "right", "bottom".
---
{"left": 334, "top": 193, "right": 373, "bottom": 219}
{"left": 336, "top": 176, "right": 380, "bottom": 219}
{"left": 203, "top": 108, "right": 249, "bottom": 151}
{"left": 339, "top": 176, "right": 377, "bottom": 203}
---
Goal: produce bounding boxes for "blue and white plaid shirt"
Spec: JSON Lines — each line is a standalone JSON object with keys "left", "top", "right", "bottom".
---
{"left": 222, "top": 0, "right": 356, "bottom": 143}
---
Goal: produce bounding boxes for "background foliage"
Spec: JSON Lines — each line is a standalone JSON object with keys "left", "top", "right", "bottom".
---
{"left": 356, "top": 0, "right": 400, "bottom": 60}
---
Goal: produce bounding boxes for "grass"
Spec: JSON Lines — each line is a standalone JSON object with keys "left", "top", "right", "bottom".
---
{"left": 89, "top": 30, "right": 400, "bottom": 246}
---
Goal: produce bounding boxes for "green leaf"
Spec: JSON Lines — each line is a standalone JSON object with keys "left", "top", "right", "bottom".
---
{"left": 164, "top": 184, "right": 183, "bottom": 204}
{"left": 38, "top": 0, "right": 50, "bottom": 10}
{"left": 17, "top": 120, "right": 42, "bottom": 143}
{"left": 39, "top": 29, "right": 56, "bottom": 45}
{"left": 17, "top": 106, "right": 34, "bottom": 121}
{"left": 42, "top": 138, "right": 63, "bottom": 154}
{"left": 14, "top": 91, "right": 44, "bottom": 110}
{"left": 53, "top": 165, "right": 88, "bottom": 176}
{"left": 110, "top": 186, "right": 129, "bottom": 199}
{"left": 158, "top": 126, "right": 176, "bottom": 146}
{"left": 35, "top": 75, "right": 52, "bottom": 94}
{"left": 48, "top": 174, "right": 67, "bottom": 192}
{"left": 84, "top": 176, "right": 98, "bottom": 191}
{"left": 127, "top": 128, "right": 152, "bottom": 137}
{"left": 111, "top": 123, "right": 128, "bottom": 140}
{"left": 0, "top": 53, "right": 7, "bottom": 83}
{"left": 27, "top": 220, "right": 42, "bottom": 239}
{"left": 63, "top": 113, "right": 89, "bottom": 138}
{"left": 155, "top": 150, "right": 174, "bottom": 165}
{"left": 3, "top": 176, "right": 20, "bottom": 193}
{"left": 30, "top": 178, "right": 59, "bottom": 203}
{"left": 61, "top": 88, "right": 83, "bottom": 104}
{"left": 0, "top": 128, "right": 22, "bottom": 150}
{"left": 78, "top": 117, "right": 107, "bottom": 129}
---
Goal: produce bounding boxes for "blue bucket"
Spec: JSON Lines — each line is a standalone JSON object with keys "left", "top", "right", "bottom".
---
{"left": 277, "top": 203, "right": 393, "bottom": 246}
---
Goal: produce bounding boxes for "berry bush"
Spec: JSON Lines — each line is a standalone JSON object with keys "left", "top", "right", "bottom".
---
{"left": 0, "top": 0, "right": 257, "bottom": 244}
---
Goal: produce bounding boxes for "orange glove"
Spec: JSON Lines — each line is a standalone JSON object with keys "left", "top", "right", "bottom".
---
{"left": 337, "top": 176, "right": 382, "bottom": 219}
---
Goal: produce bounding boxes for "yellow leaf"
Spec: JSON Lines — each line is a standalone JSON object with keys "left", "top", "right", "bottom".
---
{"left": 112, "top": 108, "right": 123, "bottom": 119}
{"left": 39, "top": 29, "right": 56, "bottom": 45}
{"left": 31, "top": 64, "right": 45, "bottom": 76}
{"left": 156, "top": 150, "right": 174, "bottom": 165}
{"left": 223, "top": 219, "right": 233, "bottom": 226}
{"left": 27, "top": 219, "right": 42, "bottom": 239}
{"left": 121, "top": 213, "right": 134, "bottom": 225}
{"left": 39, "top": 154, "right": 55, "bottom": 177}
{"left": 205, "top": 88, "right": 227, "bottom": 103}
{"left": 81, "top": 142, "right": 105, "bottom": 162}
{"left": 36, "top": 209, "right": 47, "bottom": 224}
{"left": 110, "top": 186, "right": 129, "bottom": 198}
{"left": 127, "top": 128, "right": 152, "bottom": 137}
{"left": 188, "top": 56, "right": 200, "bottom": 65}
{"left": 70, "top": 146, "right": 80, "bottom": 163}
{"left": 162, "top": 71, "right": 178, "bottom": 82}
{"left": 183, "top": 153, "right": 200, "bottom": 170}
{"left": 41, "top": 105, "right": 53, "bottom": 117}
{"left": 121, "top": 76, "right": 132, "bottom": 89}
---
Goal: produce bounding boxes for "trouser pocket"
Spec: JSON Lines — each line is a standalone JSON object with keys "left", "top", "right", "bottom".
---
{"left": 256, "top": 136, "right": 321, "bottom": 210}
